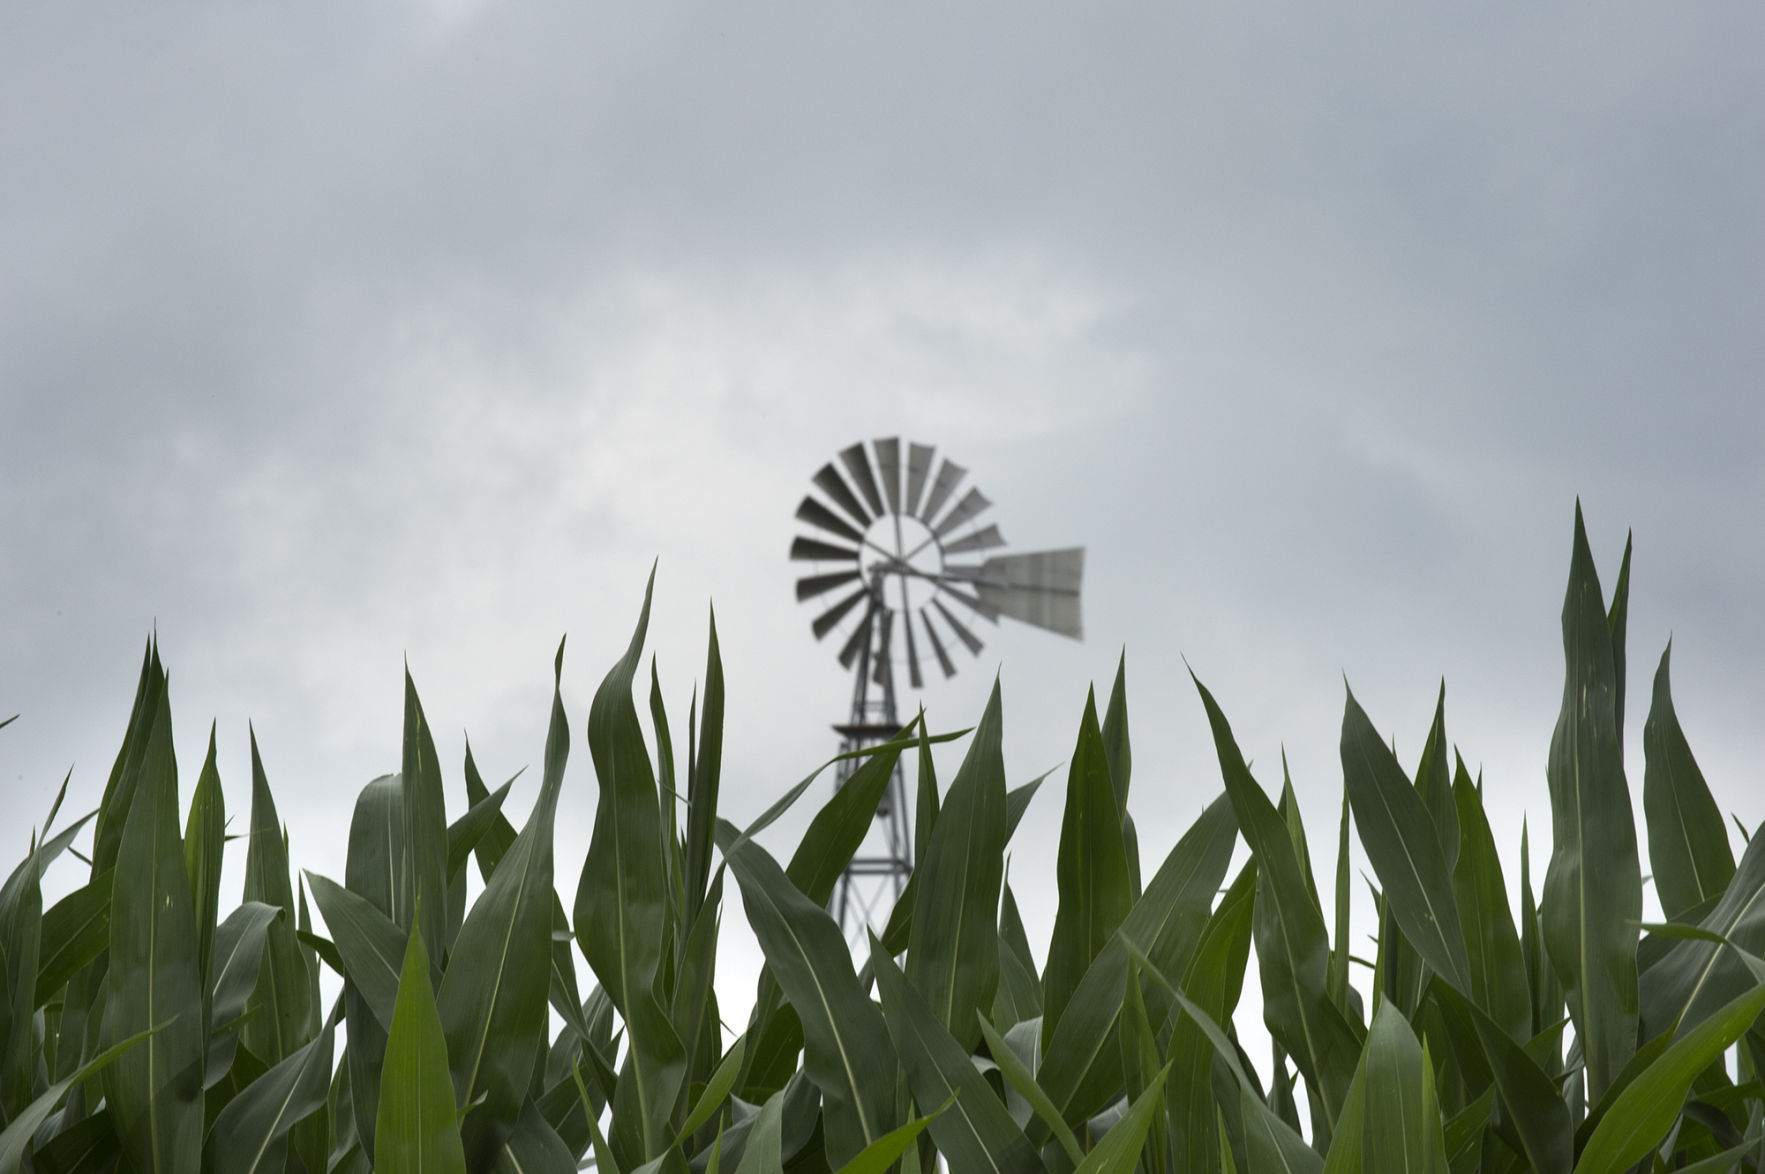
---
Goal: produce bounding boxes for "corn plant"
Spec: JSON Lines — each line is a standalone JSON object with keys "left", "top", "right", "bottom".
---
{"left": 1, "top": 501, "right": 1761, "bottom": 1173}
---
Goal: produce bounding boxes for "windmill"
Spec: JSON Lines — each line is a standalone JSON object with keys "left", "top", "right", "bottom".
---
{"left": 790, "top": 437, "right": 1084, "bottom": 941}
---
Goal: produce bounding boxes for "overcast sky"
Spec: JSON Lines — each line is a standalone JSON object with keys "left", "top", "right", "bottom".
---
{"left": 4, "top": 3, "right": 1762, "bottom": 1049}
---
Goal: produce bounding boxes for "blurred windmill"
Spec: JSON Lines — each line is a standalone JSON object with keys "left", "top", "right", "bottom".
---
{"left": 790, "top": 438, "right": 1084, "bottom": 941}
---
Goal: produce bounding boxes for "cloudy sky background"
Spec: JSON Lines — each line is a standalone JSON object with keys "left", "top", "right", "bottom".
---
{"left": 4, "top": 3, "right": 1762, "bottom": 1066}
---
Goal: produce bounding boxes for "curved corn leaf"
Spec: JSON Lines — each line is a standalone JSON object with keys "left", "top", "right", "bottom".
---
{"left": 906, "top": 677, "right": 1007, "bottom": 1051}
{"left": 1640, "top": 824, "right": 1765, "bottom": 1041}
{"left": 242, "top": 731, "right": 319, "bottom": 1068}
{"left": 342, "top": 773, "right": 403, "bottom": 1158}
{"left": 576, "top": 567, "right": 668, "bottom": 1015}
{"left": 209, "top": 901, "right": 283, "bottom": 1049}
{"left": 182, "top": 724, "right": 224, "bottom": 1018}
{"left": 1341, "top": 687, "right": 1472, "bottom": 997}
{"left": 1450, "top": 761, "right": 1529, "bottom": 1040}
{"left": 208, "top": 1000, "right": 340, "bottom": 1174}
{"left": 1241, "top": 1078, "right": 1323, "bottom": 1174}
{"left": 1540, "top": 507, "right": 1640, "bottom": 1102}
{"left": 1575, "top": 977, "right": 1765, "bottom": 1174}
{"left": 870, "top": 939, "right": 1044, "bottom": 1174}
{"left": 306, "top": 871, "right": 406, "bottom": 1031}
{"left": 717, "top": 820, "right": 897, "bottom": 1168}
{"left": 99, "top": 692, "right": 204, "bottom": 1174}
{"left": 1642, "top": 641, "right": 1735, "bottom": 921}
{"left": 493, "top": 1099, "right": 578, "bottom": 1174}
{"left": 1169, "top": 860, "right": 1256, "bottom": 1174}
{"left": 401, "top": 669, "right": 452, "bottom": 960}
{"left": 831, "top": 1095, "right": 951, "bottom": 1174}
{"left": 1361, "top": 1002, "right": 1447, "bottom": 1174}
{"left": 732, "top": 1088, "right": 784, "bottom": 1174}
{"left": 376, "top": 904, "right": 467, "bottom": 1174}
{"left": 1076, "top": 1066, "right": 1170, "bottom": 1174}
{"left": 35, "top": 869, "right": 111, "bottom": 1009}
{"left": 0, "top": 1025, "right": 156, "bottom": 1174}
{"left": 976, "top": 1015, "right": 1084, "bottom": 1167}
{"left": 1194, "top": 670, "right": 1362, "bottom": 1136}
{"left": 1042, "top": 690, "right": 1133, "bottom": 1044}
{"left": 437, "top": 640, "right": 569, "bottom": 1166}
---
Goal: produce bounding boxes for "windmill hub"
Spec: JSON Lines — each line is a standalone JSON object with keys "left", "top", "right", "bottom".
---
{"left": 856, "top": 515, "right": 944, "bottom": 613}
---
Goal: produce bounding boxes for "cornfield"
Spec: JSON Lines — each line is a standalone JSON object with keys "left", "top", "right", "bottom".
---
{"left": 2, "top": 502, "right": 1760, "bottom": 1174}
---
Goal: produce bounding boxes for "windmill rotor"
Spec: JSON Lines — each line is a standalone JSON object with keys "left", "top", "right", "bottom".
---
{"left": 790, "top": 436, "right": 1085, "bottom": 941}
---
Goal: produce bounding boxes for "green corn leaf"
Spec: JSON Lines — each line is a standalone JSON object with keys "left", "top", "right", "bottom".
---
{"left": 34, "top": 869, "right": 111, "bottom": 1009}
{"left": 976, "top": 1016, "right": 1084, "bottom": 1167}
{"left": 1574, "top": 977, "right": 1765, "bottom": 1174}
{"left": 830, "top": 1095, "right": 952, "bottom": 1174}
{"left": 401, "top": 668, "right": 452, "bottom": 961}
{"left": 1194, "top": 669, "right": 1362, "bottom": 1137}
{"left": 90, "top": 640, "right": 164, "bottom": 880}
{"left": 1042, "top": 689, "right": 1134, "bottom": 1044}
{"left": 182, "top": 723, "right": 225, "bottom": 1022}
{"left": 1432, "top": 980, "right": 1570, "bottom": 1174}
{"left": 0, "top": 849, "right": 40, "bottom": 1123}
{"left": 99, "top": 687, "right": 205, "bottom": 1174}
{"left": 717, "top": 820, "right": 897, "bottom": 1168}
{"left": 1642, "top": 641, "right": 1735, "bottom": 921}
{"left": 1240, "top": 1077, "right": 1323, "bottom": 1174}
{"left": 210, "top": 901, "right": 281, "bottom": 1021}
{"left": 341, "top": 773, "right": 404, "bottom": 1157}
{"left": 1075, "top": 1065, "right": 1170, "bottom": 1174}
{"left": 208, "top": 999, "right": 340, "bottom": 1174}
{"left": 1032, "top": 792, "right": 1236, "bottom": 1141}
{"left": 786, "top": 720, "right": 916, "bottom": 909}
{"left": 1170, "top": 861, "right": 1256, "bottom": 1174}
{"left": 1450, "top": 759, "right": 1530, "bottom": 1040}
{"left": 576, "top": 566, "right": 670, "bottom": 1018}
{"left": 1341, "top": 686, "right": 1473, "bottom": 997}
{"left": 493, "top": 1098, "right": 578, "bottom": 1174}
{"left": 437, "top": 640, "right": 570, "bottom": 1166}
{"left": 1320, "top": 1038, "right": 1370, "bottom": 1174}
{"left": 1640, "top": 825, "right": 1765, "bottom": 1041}
{"left": 0, "top": 1025, "right": 157, "bottom": 1174}
{"left": 732, "top": 1088, "right": 785, "bottom": 1174}
{"left": 671, "top": 1032, "right": 747, "bottom": 1148}
{"left": 906, "top": 677, "right": 1007, "bottom": 1051}
{"left": 1541, "top": 506, "right": 1641, "bottom": 1102}
{"left": 376, "top": 902, "right": 467, "bottom": 1174}
{"left": 869, "top": 938, "right": 1045, "bottom": 1174}
{"left": 1361, "top": 1002, "right": 1448, "bottom": 1174}
{"left": 446, "top": 773, "right": 516, "bottom": 880}
{"left": 1329, "top": 784, "right": 1354, "bottom": 1013}
{"left": 305, "top": 870, "right": 406, "bottom": 1031}
{"left": 685, "top": 607, "right": 726, "bottom": 930}
{"left": 242, "top": 730, "right": 319, "bottom": 1068}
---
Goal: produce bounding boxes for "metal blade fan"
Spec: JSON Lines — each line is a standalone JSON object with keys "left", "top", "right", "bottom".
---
{"left": 790, "top": 437, "right": 1085, "bottom": 942}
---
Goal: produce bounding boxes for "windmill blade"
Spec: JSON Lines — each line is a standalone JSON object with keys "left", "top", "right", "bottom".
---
{"left": 838, "top": 603, "right": 876, "bottom": 669}
{"left": 840, "top": 443, "right": 887, "bottom": 518}
{"left": 931, "top": 598, "right": 985, "bottom": 655}
{"left": 941, "top": 563, "right": 1007, "bottom": 587}
{"left": 937, "top": 581, "right": 1000, "bottom": 623}
{"left": 941, "top": 523, "right": 1006, "bottom": 556}
{"left": 900, "top": 604, "right": 924, "bottom": 689}
{"left": 870, "top": 607, "right": 895, "bottom": 687}
{"left": 905, "top": 443, "right": 934, "bottom": 517}
{"left": 919, "top": 607, "right": 957, "bottom": 678}
{"left": 932, "top": 487, "right": 993, "bottom": 538}
{"left": 972, "top": 548, "right": 1086, "bottom": 639}
{"left": 790, "top": 536, "right": 860, "bottom": 562}
{"left": 811, "top": 586, "right": 870, "bottom": 640}
{"left": 873, "top": 437, "right": 903, "bottom": 515}
{"left": 796, "top": 569, "right": 862, "bottom": 601}
{"left": 796, "top": 496, "right": 864, "bottom": 545}
{"left": 917, "top": 458, "right": 965, "bottom": 523}
{"left": 814, "top": 463, "right": 872, "bottom": 529}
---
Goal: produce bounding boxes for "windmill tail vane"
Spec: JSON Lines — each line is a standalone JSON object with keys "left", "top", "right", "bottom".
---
{"left": 789, "top": 435, "right": 1085, "bottom": 943}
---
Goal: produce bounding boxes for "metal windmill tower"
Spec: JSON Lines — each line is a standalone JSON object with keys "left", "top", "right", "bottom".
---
{"left": 790, "top": 438, "right": 1084, "bottom": 941}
